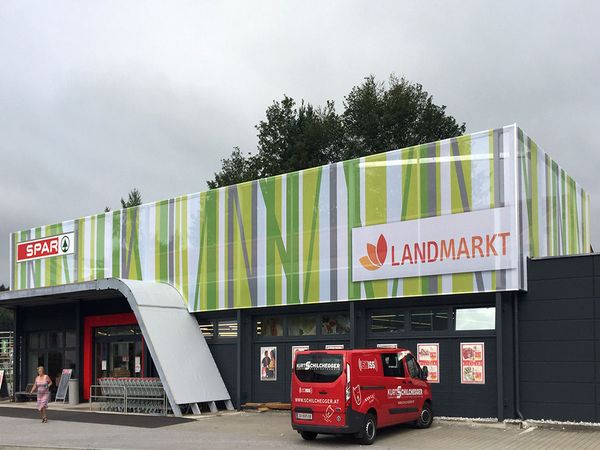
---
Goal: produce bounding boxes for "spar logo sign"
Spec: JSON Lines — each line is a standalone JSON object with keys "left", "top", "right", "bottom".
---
{"left": 352, "top": 207, "right": 518, "bottom": 282}
{"left": 359, "top": 234, "right": 387, "bottom": 271}
{"left": 16, "top": 232, "right": 75, "bottom": 263}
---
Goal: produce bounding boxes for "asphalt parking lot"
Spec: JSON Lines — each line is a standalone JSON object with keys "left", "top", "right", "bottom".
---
{"left": 1, "top": 406, "right": 600, "bottom": 449}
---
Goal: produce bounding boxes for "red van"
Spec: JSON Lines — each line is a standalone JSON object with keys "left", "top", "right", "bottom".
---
{"left": 291, "top": 348, "right": 433, "bottom": 445}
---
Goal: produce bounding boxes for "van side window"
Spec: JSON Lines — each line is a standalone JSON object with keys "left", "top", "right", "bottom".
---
{"left": 405, "top": 354, "right": 421, "bottom": 378}
{"left": 381, "top": 353, "right": 406, "bottom": 377}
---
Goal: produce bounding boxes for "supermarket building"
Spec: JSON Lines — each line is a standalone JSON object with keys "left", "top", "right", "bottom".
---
{"left": 1, "top": 124, "right": 597, "bottom": 421}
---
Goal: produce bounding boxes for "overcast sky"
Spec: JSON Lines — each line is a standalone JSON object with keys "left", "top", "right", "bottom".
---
{"left": 0, "top": 1, "right": 598, "bottom": 286}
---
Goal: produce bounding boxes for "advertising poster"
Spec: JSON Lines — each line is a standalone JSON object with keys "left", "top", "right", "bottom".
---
{"left": 260, "top": 346, "right": 277, "bottom": 381}
{"left": 460, "top": 342, "right": 485, "bottom": 384}
{"left": 417, "top": 343, "right": 440, "bottom": 383}
{"left": 291, "top": 345, "right": 309, "bottom": 368}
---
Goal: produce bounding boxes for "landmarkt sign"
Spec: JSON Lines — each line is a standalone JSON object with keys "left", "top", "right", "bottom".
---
{"left": 352, "top": 207, "right": 517, "bottom": 282}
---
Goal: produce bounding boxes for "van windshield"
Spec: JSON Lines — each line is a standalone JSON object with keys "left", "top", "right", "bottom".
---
{"left": 295, "top": 353, "right": 344, "bottom": 383}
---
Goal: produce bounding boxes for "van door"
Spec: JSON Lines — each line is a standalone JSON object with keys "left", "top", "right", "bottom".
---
{"left": 404, "top": 353, "right": 427, "bottom": 419}
{"left": 293, "top": 353, "right": 345, "bottom": 427}
{"left": 380, "top": 352, "right": 413, "bottom": 425}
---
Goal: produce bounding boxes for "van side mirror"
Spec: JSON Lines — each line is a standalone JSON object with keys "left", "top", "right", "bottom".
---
{"left": 421, "top": 366, "right": 429, "bottom": 381}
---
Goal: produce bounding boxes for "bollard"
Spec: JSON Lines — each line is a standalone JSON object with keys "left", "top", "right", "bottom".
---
{"left": 68, "top": 379, "right": 79, "bottom": 405}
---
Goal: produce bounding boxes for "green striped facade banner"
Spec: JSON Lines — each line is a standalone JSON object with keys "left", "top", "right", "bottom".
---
{"left": 9, "top": 125, "right": 591, "bottom": 312}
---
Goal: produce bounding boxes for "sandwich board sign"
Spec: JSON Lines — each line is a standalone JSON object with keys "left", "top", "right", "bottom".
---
{"left": 55, "top": 369, "right": 72, "bottom": 402}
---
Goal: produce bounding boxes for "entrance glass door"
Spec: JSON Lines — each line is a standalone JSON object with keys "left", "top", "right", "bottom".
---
{"left": 93, "top": 326, "right": 143, "bottom": 381}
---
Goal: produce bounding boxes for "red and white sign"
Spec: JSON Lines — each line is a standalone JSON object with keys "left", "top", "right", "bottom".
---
{"left": 417, "top": 343, "right": 440, "bottom": 383}
{"left": 16, "top": 232, "right": 75, "bottom": 263}
{"left": 352, "top": 207, "right": 517, "bottom": 282}
{"left": 460, "top": 342, "right": 485, "bottom": 384}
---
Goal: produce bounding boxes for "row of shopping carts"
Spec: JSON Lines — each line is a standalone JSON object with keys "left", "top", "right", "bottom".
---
{"left": 90, "top": 377, "right": 168, "bottom": 415}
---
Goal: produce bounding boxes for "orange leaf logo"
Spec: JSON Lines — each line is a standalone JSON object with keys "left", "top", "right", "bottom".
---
{"left": 359, "top": 234, "right": 387, "bottom": 271}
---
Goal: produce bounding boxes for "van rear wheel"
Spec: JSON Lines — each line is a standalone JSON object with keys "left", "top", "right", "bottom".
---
{"left": 357, "top": 413, "right": 377, "bottom": 445}
{"left": 300, "top": 431, "right": 318, "bottom": 441}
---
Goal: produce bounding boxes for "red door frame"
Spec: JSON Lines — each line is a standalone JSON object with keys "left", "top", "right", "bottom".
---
{"left": 83, "top": 313, "right": 138, "bottom": 400}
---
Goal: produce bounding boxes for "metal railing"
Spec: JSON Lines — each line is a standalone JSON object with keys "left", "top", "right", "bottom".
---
{"left": 89, "top": 378, "right": 168, "bottom": 415}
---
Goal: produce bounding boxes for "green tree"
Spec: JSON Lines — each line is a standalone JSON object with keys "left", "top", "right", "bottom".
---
{"left": 207, "top": 74, "right": 465, "bottom": 188}
{"left": 105, "top": 188, "right": 143, "bottom": 212}
{"left": 0, "top": 285, "right": 12, "bottom": 330}
{"left": 121, "top": 188, "right": 143, "bottom": 209}
{"left": 252, "top": 96, "right": 344, "bottom": 179}
{"left": 342, "top": 75, "right": 465, "bottom": 159}
{"left": 207, "top": 147, "right": 260, "bottom": 190}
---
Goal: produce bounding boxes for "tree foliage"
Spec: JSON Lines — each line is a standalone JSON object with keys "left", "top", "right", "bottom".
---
{"left": 208, "top": 74, "right": 465, "bottom": 188}
{"left": 105, "top": 188, "right": 144, "bottom": 212}
{"left": 121, "top": 188, "right": 143, "bottom": 209}
{"left": 0, "top": 284, "right": 12, "bottom": 330}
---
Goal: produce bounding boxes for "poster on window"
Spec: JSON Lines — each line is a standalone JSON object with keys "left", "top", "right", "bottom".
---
{"left": 260, "top": 346, "right": 277, "bottom": 381}
{"left": 417, "top": 343, "right": 440, "bottom": 383}
{"left": 460, "top": 342, "right": 485, "bottom": 384}
{"left": 291, "top": 346, "right": 309, "bottom": 368}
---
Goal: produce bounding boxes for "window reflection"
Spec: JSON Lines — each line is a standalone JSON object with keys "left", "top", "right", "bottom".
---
{"left": 321, "top": 315, "right": 350, "bottom": 335}
{"left": 370, "top": 313, "right": 405, "bottom": 333}
{"left": 256, "top": 317, "right": 284, "bottom": 337}
{"left": 455, "top": 307, "right": 495, "bottom": 330}
{"left": 410, "top": 310, "right": 448, "bottom": 331}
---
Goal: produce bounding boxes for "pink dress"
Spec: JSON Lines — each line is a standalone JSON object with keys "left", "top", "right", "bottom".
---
{"left": 36, "top": 377, "right": 50, "bottom": 411}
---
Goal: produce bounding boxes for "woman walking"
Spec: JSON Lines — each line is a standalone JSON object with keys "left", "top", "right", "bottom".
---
{"left": 30, "top": 366, "right": 52, "bottom": 423}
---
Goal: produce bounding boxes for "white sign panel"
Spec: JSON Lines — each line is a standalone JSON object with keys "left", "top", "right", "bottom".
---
{"left": 352, "top": 207, "right": 517, "bottom": 282}
{"left": 16, "top": 232, "right": 75, "bottom": 263}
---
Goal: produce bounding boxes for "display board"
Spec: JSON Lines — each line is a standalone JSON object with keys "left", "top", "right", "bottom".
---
{"left": 55, "top": 369, "right": 72, "bottom": 402}
{"left": 417, "top": 343, "right": 440, "bottom": 383}
{"left": 460, "top": 343, "right": 485, "bottom": 384}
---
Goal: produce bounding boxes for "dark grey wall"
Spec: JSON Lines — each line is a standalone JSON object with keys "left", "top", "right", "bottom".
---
{"left": 519, "top": 255, "right": 600, "bottom": 422}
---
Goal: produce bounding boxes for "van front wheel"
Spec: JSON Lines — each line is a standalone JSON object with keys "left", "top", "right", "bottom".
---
{"left": 357, "top": 413, "right": 377, "bottom": 445}
{"left": 416, "top": 402, "right": 433, "bottom": 428}
{"left": 300, "top": 431, "right": 317, "bottom": 441}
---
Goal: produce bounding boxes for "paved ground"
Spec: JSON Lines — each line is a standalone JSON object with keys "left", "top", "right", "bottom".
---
{"left": 2, "top": 404, "right": 600, "bottom": 449}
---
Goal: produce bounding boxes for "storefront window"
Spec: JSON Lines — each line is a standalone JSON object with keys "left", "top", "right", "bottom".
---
{"left": 410, "top": 310, "right": 448, "bottom": 331}
{"left": 199, "top": 321, "right": 214, "bottom": 338}
{"left": 217, "top": 320, "right": 238, "bottom": 338}
{"left": 455, "top": 307, "right": 495, "bottom": 330}
{"left": 321, "top": 315, "right": 350, "bottom": 334}
{"left": 26, "top": 330, "right": 77, "bottom": 387}
{"left": 65, "top": 330, "right": 77, "bottom": 347}
{"left": 288, "top": 316, "right": 316, "bottom": 336}
{"left": 256, "top": 317, "right": 284, "bottom": 337}
{"left": 94, "top": 326, "right": 142, "bottom": 337}
{"left": 370, "top": 313, "right": 405, "bottom": 333}
{"left": 49, "top": 331, "right": 64, "bottom": 348}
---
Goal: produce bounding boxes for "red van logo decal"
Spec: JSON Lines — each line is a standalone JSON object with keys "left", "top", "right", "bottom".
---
{"left": 359, "top": 234, "right": 387, "bottom": 271}
{"left": 358, "top": 358, "right": 377, "bottom": 371}
{"left": 324, "top": 405, "right": 335, "bottom": 422}
{"left": 353, "top": 385, "right": 362, "bottom": 405}
{"left": 387, "top": 385, "right": 424, "bottom": 399}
